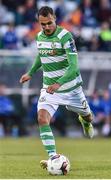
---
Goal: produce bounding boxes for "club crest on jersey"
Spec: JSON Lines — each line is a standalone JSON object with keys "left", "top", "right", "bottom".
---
{"left": 51, "top": 42, "right": 56, "bottom": 49}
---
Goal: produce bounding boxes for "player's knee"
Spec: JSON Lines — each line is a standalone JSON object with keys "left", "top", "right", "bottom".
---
{"left": 38, "top": 114, "right": 48, "bottom": 125}
{"left": 38, "top": 110, "right": 50, "bottom": 125}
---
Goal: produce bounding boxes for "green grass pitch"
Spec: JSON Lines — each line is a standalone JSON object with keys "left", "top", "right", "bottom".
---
{"left": 0, "top": 137, "right": 111, "bottom": 179}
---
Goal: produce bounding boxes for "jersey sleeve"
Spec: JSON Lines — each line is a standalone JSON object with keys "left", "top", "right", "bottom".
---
{"left": 28, "top": 34, "right": 42, "bottom": 76}
{"left": 28, "top": 54, "right": 42, "bottom": 77}
{"left": 56, "top": 32, "right": 79, "bottom": 85}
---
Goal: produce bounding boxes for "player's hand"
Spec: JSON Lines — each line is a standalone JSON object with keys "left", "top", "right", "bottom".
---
{"left": 19, "top": 73, "right": 31, "bottom": 83}
{"left": 46, "top": 83, "right": 61, "bottom": 94}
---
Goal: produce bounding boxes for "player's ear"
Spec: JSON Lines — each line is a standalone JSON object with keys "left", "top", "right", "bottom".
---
{"left": 54, "top": 15, "right": 56, "bottom": 21}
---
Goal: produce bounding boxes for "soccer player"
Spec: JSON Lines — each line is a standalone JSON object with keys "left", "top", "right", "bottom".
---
{"left": 20, "top": 6, "right": 94, "bottom": 169}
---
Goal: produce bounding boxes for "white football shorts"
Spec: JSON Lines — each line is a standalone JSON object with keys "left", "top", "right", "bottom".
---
{"left": 37, "top": 86, "right": 91, "bottom": 117}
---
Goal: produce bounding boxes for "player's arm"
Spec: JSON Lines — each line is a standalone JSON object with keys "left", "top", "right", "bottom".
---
{"left": 20, "top": 54, "right": 41, "bottom": 83}
{"left": 28, "top": 54, "right": 41, "bottom": 76}
{"left": 56, "top": 33, "right": 79, "bottom": 85}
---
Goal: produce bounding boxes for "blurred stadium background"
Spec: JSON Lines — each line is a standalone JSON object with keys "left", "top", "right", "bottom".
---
{"left": 0, "top": 0, "right": 111, "bottom": 138}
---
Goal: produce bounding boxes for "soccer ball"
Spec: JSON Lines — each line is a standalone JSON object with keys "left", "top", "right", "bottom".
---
{"left": 47, "top": 154, "right": 70, "bottom": 175}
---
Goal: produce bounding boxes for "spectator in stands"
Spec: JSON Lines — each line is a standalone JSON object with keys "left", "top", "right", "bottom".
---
{"left": 89, "top": 90, "right": 105, "bottom": 128}
{"left": 80, "top": 0, "right": 98, "bottom": 27}
{"left": 0, "top": 83, "right": 17, "bottom": 136}
{"left": 24, "top": 0, "right": 37, "bottom": 25}
{"left": 0, "top": 83, "right": 27, "bottom": 137}
{"left": 0, "top": 0, "right": 8, "bottom": 24}
{"left": 98, "top": 21, "right": 111, "bottom": 51}
{"left": 101, "top": 90, "right": 111, "bottom": 136}
{"left": 88, "top": 34, "right": 100, "bottom": 51}
{"left": 89, "top": 90, "right": 111, "bottom": 136}
{"left": 15, "top": 5, "right": 25, "bottom": 25}
{"left": 1, "top": 0, "right": 25, "bottom": 11}
{"left": 55, "top": 0, "right": 66, "bottom": 24}
{"left": 0, "top": 0, "right": 15, "bottom": 24}
{"left": 69, "top": 7, "right": 82, "bottom": 27}
{"left": 97, "top": 0, "right": 111, "bottom": 23}
{"left": 2, "top": 23, "right": 20, "bottom": 49}
{"left": 73, "top": 27, "right": 88, "bottom": 51}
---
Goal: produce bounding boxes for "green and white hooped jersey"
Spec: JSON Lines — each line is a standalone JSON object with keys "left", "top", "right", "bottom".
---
{"left": 36, "top": 26, "right": 82, "bottom": 93}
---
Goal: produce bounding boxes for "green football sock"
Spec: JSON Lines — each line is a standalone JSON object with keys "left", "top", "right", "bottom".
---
{"left": 82, "top": 118, "right": 90, "bottom": 126}
{"left": 39, "top": 124, "right": 57, "bottom": 157}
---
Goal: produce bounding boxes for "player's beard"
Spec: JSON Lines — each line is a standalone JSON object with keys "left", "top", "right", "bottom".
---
{"left": 44, "top": 29, "right": 52, "bottom": 35}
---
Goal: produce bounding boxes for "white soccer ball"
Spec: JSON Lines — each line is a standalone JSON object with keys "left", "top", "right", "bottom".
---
{"left": 47, "top": 154, "right": 70, "bottom": 175}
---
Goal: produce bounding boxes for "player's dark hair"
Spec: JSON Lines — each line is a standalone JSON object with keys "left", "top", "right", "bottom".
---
{"left": 38, "top": 6, "right": 54, "bottom": 17}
